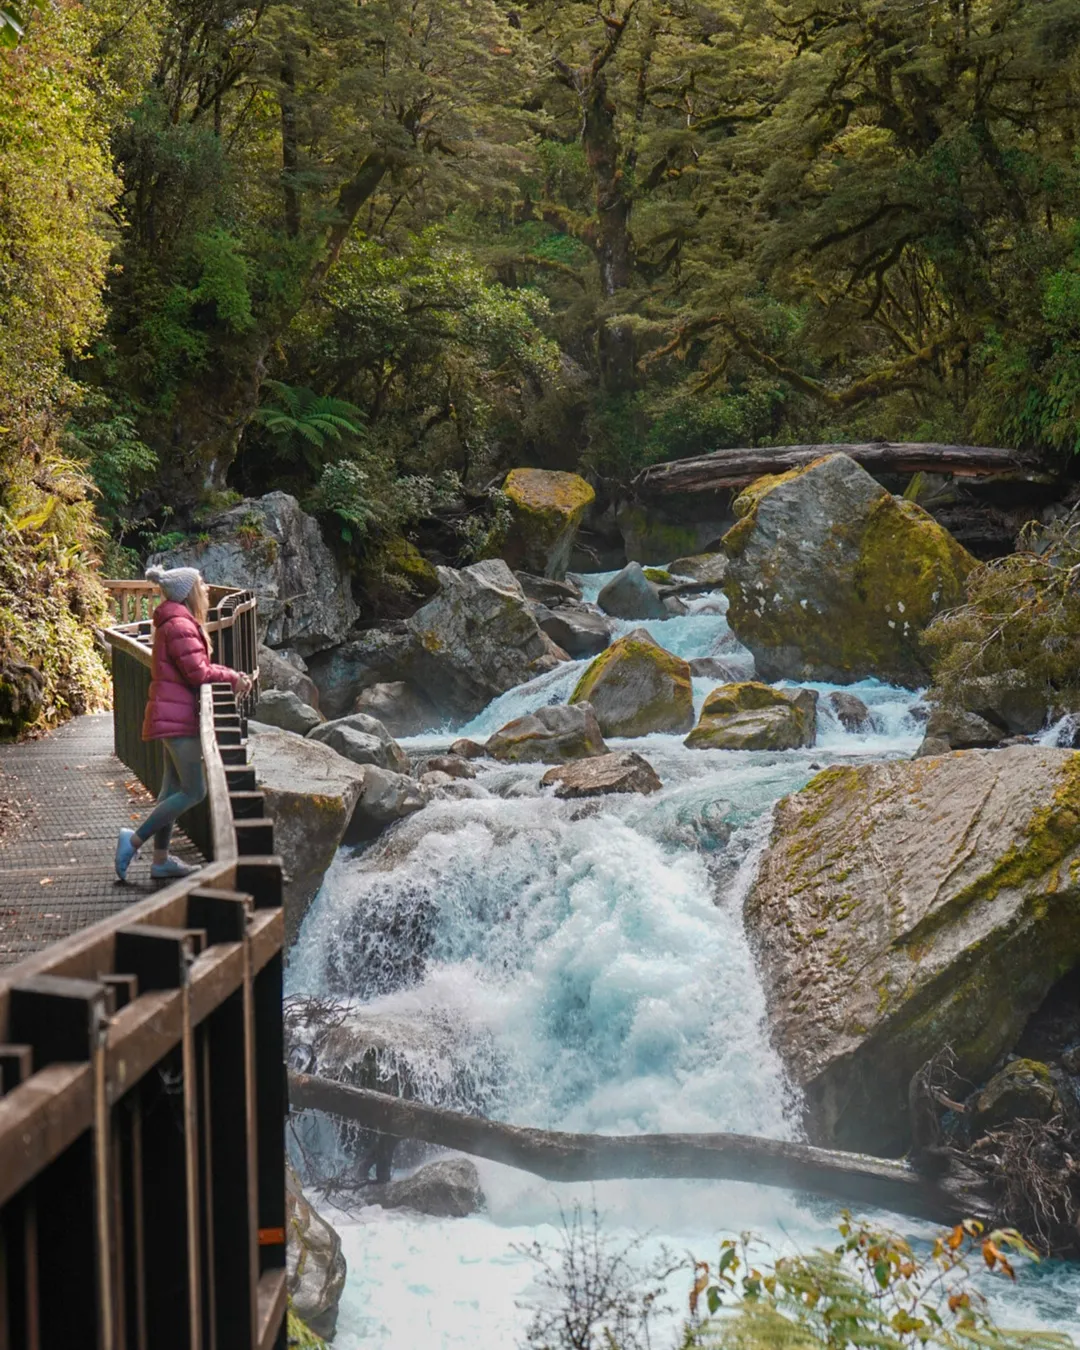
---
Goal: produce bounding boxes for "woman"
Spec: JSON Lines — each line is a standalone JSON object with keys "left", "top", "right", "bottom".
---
{"left": 115, "top": 565, "right": 253, "bottom": 882}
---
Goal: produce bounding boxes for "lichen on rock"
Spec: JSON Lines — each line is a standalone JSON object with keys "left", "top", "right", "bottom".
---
{"left": 502, "top": 468, "right": 595, "bottom": 580}
{"left": 685, "top": 681, "right": 817, "bottom": 751}
{"left": 722, "top": 453, "right": 976, "bottom": 686}
{"left": 569, "top": 628, "right": 694, "bottom": 737}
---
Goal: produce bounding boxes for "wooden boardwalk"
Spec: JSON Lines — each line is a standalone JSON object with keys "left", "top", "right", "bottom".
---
{"left": 0, "top": 713, "right": 201, "bottom": 966}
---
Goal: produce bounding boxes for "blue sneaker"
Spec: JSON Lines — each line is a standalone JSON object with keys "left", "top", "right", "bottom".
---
{"left": 150, "top": 855, "right": 198, "bottom": 881}
{"left": 115, "top": 828, "right": 139, "bottom": 881}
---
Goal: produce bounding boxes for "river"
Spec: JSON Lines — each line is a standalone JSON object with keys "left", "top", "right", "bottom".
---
{"left": 287, "top": 569, "right": 1080, "bottom": 1346}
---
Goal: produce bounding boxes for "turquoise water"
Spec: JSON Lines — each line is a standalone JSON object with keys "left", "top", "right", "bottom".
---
{"left": 289, "top": 571, "right": 1080, "bottom": 1347}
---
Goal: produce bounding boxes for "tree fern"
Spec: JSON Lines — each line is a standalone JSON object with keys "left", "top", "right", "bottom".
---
{"left": 252, "top": 380, "right": 366, "bottom": 471}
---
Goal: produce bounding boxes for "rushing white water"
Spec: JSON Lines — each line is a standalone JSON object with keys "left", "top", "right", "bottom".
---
{"left": 288, "top": 568, "right": 1080, "bottom": 1347}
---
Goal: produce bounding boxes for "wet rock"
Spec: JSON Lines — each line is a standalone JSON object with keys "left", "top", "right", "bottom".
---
{"left": 501, "top": 469, "right": 596, "bottom": 579}
{"left": 596, "top": 561, "right": 669, "bottom": 621}
{"left": 245, "top": 725, "right": 367, "bottom": 946}
{"left": 668, "top": 552, "right": 729, "bottom": 586}
{"left": 689, "top": 657, "right": 748, "bottom": 683}
{"left": 450, "top": 738, "right": 487, "bottom": 760}
{"left": 257, "top": 644, "right": 321, "bottom": 710}
{"left": 541, "top": 750, "right": 662, "bottom": 798}
{"left": 149, "top": 491, "right": 358, "bottom": 655}
{"left": 307, "top": 625, "right": 416, "bottom": 720}
{"left": 744, "top": 746, "right": 1080, "bottom": 1153}
{"left": 961, "top": 671, "right": 1049, "bottom": 737}
{"left": 828, "top": 691, "right": 876, "bottom": 734}
{"left": 685, "top": 682, "right": 817, "bottom": 752}
{"left": 254, "top": 688, "right": 323, "bottom": 736}
{"left": 286, "top": 1164, "right": 347, "bottom": 1339}
{"left": 486, "top": 703, "right": 607, "bottom": 764}
{"left": 663, "top": 594, "right": 689, "bottom": 617}
{"left": 357, "top": 765, "right": 428, "bottom": 829}
{"left": 515, "top": 571, "right": 583, "bottom": 606}
{"left": 722, "top": 454, "right": 975, "bottom": 685}
{"left": 570, "top": 629, "right": 694, "bottom": 737}
{"left": 308, "top": 713, "right": 410, "bottom": 774}
{"left": 973, "top": 1059, "right": 1062, "bottom": 1135}
{"left": 404, "top": 560, "right": 563, "bottom": 719}
{"left": 914, "top": 735, "right": 953, "bottom": 759}
{"left": 534, "top": 604, "right": 612, "bottom": 658}
{"left": 925, "top": 705, "right": 1005, "bottom": 750}
{"left": 363, "top": 1158, "right": 485, "bottom": 1218}
{"left": 413, "top": 755, "right": 477, "bottom": 781}
{"left": 352, "top": 681, "right": 441, "bottom": 738}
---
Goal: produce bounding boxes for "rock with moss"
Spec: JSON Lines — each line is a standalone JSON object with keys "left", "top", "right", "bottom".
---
{"left": 286, "top": 1164, "right": 346, "bottom": 1340}
{"left": 541, "top": 750, "right": 662, "bottom": 798}
{"left": 744, "top": 746, "right": 1080, "bottom": 1154}
{"left": 615, "top": 502, "right": 728, "bottom": 565}
{"left": 486, "top": 703, "right": 608, "bottom": 764}
{"left": 150, "top": 491, "right": 358, "bottom": 655}
{"left": 972, "top": 1059, "right": 1062, "bottom": 1135}
{"left": 570, "top": 629, "right": 694, "bottom": 737}
{"left": 924, "top": 705, "right": 1004, "bottom": 750}
{"left": 956, "top": 670, "right": 1049, "bottom": 737}
{"left": 597, "top": 562, "right": 669, "bottom": 621}
{"left": 669, "top": 552, "right": 728, "bottom": 586}
{"left": 721, "top": 454, "right": 976, "bottom": 686}
{"left": 685, "top": 682, "right": 817, "bottom": 751}
{"left": 404, "top": 560, "right": 565, "bottom": 719}
{"left": 501, "top": 469, "right": 595, "bottom": 579}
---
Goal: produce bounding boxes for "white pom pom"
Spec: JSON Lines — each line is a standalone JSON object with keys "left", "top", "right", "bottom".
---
{"left": 145, "top": 565, "right": 166, "bottom": 584}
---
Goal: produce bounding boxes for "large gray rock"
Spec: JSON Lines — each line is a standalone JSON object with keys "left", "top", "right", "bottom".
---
{"left": 534, "top": 604, "right": 612, "bottom": 658}
{"left": 685, "top": 683, "right": 817, "bottom": 752}
{"left": 286, "top": 1165, "right": 346, "bottom": 1339}
{"left": 256, "top": 644, "right": 320, "bottom": 710}
{"left": 541, "top": 750, "right": 662, "bottom": 798}
{"left": 597, "top": 562, "right": 669, "bottom": 621}
{"left": 254, "top": 688, "right": 323, "bottom": 736}
{"left": 722, "top": 454, "right": 975, "bottom": 685}
{"left": 486, "top": 703, "right": 607, "bottom": 764}
{"left": 828, "top": 691, "right": 876, "bottom": 734}
{"left": 668, "top": 552, "right": 729, "bottom": 586}
{"left": 308, "top": 713, "right": 410, "bottom": 774}
{"left": 245, "top": 724, "right": 367, "bottom": 945}
{"left": 149, "top": 492, "right": 358, "bottom": 655}
{"left": 363, "top": 1158, "right": 485, "bottom": 1218}
{"left": 353, "top": 681, "right": 440, "bottom": 737}
{"left": 357, "top": 765, "right": 428, "bottom": 828}
{"left": 957, "top": 671, "right": 1049, "bottom": 737}
{"left": 404, "top": 560, "right": 565, "bottom": 718}
{"left": 569, "top": 629, "right": 694, "bottom": 737}
{"left": 306, "top": 625, "right": 416, "bottom": 720}
{"left": 744, "top": 746, "right": 1080, "bottom": 1153}
{"left": 515, "top": 572, "right": 583, "bottom": 606}
{"left": 925, "top": 704, "right": 1004, "bottom": 750}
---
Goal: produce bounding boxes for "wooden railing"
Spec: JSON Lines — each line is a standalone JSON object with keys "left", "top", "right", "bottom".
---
{"left": 0, "top": 596, "right": 286, "bottom": 1350}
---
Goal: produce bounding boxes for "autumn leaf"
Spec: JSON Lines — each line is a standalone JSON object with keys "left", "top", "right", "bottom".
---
{"left": 690, "top": 1262, "right": 709, "bottom": 1316}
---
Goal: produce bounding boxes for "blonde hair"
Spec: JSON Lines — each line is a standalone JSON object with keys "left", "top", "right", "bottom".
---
{"left": 185, "top": 576, "right": 210, "bottom": 630}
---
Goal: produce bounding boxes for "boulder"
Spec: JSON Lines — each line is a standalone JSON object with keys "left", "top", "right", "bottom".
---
{"left": 958, "top": 671, "right": 1049, "bottom": 737}
{"left": 245, "top": 724, "right": 367, "bottom": 946}
{"left": 486, "top": 703, "right": 608, "bottom": 764}
{"left": 643, "top": 568, "right": 674, "bottom": 585}
{"left": 925, "top": 705, "right": 1005, "bottom": 750}
{"left": 306, "top": 625, "right": 416, "bottom": 721}
{"left": 534, "top": 604, "right": 612, "bottom": 658}
{"left": 663, "top": 595, "right": 689, "bottom": 617}
{"left": 744, "top": 746, "right": 1080, "bottom": 1153}
{"left": 541, "top": 750, "right": 662, "bottom": 798}
{"left": 352, "top": 681, "right": 440, "bottom": 738}
{"left": 685, "top": 683, "right": 817, "bottom": 751}
{"left": 308, "top": 714, "right": 410, "bottom": 774}
{"left": 286, "top": 1165, "right": 346, "bottom": 1339}
{"left": 972, "top": 1059, "right": 1062, "bottom": 1135}
{"left": 413, "top": 755, "right": 478, "bottom": 781}
{"left": 516, "top": 572, "right": 584, "bottom": 606}
{"left": 357, "top": 765, "right": 428, "bottom": 829}
{"left": 254, "top": 688, "right": 323, "bottom": 736}
{"left": 914, "top": 735, "right": 953, "bottom": 759}
{"left": 828, "top": 691, "right": 876, "bottom": 734}
{"left": 0, "top": 659, "right": 45, "bottom": 736}
{"left": 404, "top": 560, "right": 564, "bottom": 719}
{"left": 596, "top": 562, "right": 669, "bottom": 621}
{"left": 615, "top": 502, "right": 729, "bottom": 565}
{"left": 256, "top": 645, "right": 321, "bottom": 710}
{"left": 149, "top": 492, "right": 357, "bottom": 655}
{"left": 502, "top": 469, "right": 595, "bottom": 579}
{"left": 450, "top": 738, "right": 487, "bottom": 760}
{"left": 363, "top": 1157, "right": 486, "bottom": 1218}
{"left": 721, "top": 454, "right": 976, "bottom": 685}
{"left": 669, "top": 553, "right": 729, "bottom": 586}
{"left": 570, "top": 630, "right": 694, "bottom": 738}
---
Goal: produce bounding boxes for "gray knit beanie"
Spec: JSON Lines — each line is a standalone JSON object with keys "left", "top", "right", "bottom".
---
{"left": 146, "top": 564, "right": 201, "bottom": 603}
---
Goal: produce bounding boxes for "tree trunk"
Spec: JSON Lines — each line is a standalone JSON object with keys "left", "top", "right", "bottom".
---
{"left": 288, "top": 1072, "right": 994, "bottom": 1226}
{"left": 633, "top": 442, "right": 1045, "bottom": 497}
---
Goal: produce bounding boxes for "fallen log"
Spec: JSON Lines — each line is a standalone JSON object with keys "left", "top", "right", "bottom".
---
{"left": 634, "top": 442, "right": 1048, "bottom": 497}
{"left": 288, "top": 1072, "right": 992, "bottom": 1225}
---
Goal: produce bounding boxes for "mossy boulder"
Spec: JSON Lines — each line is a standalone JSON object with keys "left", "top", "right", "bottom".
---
{"left": 486, "top": 702, "right": 608, "bottom": 763}
{"left": 722, "top": 454, "right": 976, "bottom": 686}
{"left": 286, "top": 1164, "right": 346, "bottom": 1340}
{"left": 685, "top": 682, "right": 817, "bottom": 751}
{"left": 744, "top": 745, "right": 1080, "bottom": 1154}
{"left": 570, "top": 629, "right": 694, "bottom": 737}
{"left": 972, "top": 1059, "right": 1062, "bottom": 1135}
{"left": 502, "top": 469, "right": 595, "bottom": 579}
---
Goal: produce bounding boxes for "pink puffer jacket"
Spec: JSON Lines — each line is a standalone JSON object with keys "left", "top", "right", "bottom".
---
{"left": 142, "top": 601, "right": 240, "bottom": 741}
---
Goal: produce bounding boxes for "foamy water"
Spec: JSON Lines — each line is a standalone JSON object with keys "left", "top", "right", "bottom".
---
{"left": 288, "top": 568, "right": 1080, "bottom": 1346}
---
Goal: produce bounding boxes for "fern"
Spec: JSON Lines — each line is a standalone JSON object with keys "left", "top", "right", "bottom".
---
{"left": 252, "top": 381, "right": 366, "bottom": 471}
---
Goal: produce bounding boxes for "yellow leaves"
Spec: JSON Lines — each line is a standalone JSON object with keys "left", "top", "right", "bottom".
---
{"left": 14, "top": 496, "right": 58, "bottom": 533}
{"left": 689, "top": 1261, "right": 709, "bottom": 1316}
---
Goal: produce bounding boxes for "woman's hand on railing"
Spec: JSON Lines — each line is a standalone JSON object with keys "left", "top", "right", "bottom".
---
{"left": 234, "top": 672, "right": 254, "bottom": 697}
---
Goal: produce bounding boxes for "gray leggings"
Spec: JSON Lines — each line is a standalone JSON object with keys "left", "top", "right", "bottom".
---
{"left": 136, "top": 737, "right": 207, "bottom": 851}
